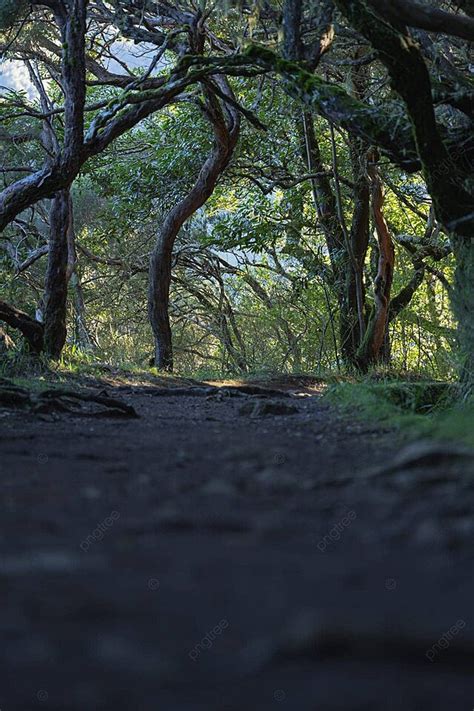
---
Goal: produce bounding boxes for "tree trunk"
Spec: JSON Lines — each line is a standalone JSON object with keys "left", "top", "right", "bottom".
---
{"left": 451, "top": 235, "right": 474, "bottom": 394}
{"left": 299, "top": 113, "right": 360, "bottom": 364}
{"left": 44, "top": 189, "right": 70, "bottom": 359}
{"left": 357, "top": 150, "right": 395, "bottom": 369}
{"left": 343, "top": 137, "right": 370, "bottom": 365}
{"left": 149, "top": 233, "right": 174, "bottom": 370}
{"left": 148, "top": 83, "right": 240, "bottom": 371}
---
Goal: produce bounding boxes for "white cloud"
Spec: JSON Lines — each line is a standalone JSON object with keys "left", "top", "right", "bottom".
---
{"left": 0, "top": 60, "right": 36, "bottom": 99}
{"left": 0, "top": 43, "right": 161, "bottom": 102}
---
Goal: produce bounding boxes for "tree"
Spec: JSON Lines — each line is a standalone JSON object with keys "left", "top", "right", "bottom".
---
{"left": 0, "top": 0, "right": 469, "bottom": 389}
{"left": 333, "top": 0, "right": 473, "bottom": 386}
{"left": 149, "top": 82, "right": 240, "bottom": 370}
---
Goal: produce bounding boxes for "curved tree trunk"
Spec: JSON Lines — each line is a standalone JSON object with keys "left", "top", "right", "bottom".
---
{"left": 357, "top": 150, "right": 395, "bottom": 369}
{"left": 368, "top": 155, "right": 395, "bottom": 357}
{"left": 149, "top": 82, "right": 240, "bottom": 371}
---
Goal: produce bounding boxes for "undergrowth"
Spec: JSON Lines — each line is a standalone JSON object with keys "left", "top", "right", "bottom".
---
{"left": 324, "top": 379, "right": 473, "bottom": 447}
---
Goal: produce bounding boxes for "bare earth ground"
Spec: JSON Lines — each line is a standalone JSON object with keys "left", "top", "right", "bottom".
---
{"left": 1, "top": 375, "right": 473, "bottom": 710}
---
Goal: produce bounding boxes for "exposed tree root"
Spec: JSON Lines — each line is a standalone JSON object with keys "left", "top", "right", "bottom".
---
{"left": 124, "top": 385, "right": 292, "bottom": 398}
{"left": 0, "top": 383, "right": 138, "bottom": 418}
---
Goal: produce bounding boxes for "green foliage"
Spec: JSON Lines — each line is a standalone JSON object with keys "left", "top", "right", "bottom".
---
{"left": 0, "top": 349, "right": 49, "bottom": 378}
{"left": 0, "top": 0, "right": 27, "bottom": 30}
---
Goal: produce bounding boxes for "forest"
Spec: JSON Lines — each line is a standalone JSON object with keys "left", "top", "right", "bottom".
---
{"left": 0, "top": 0, "right": 472, "bottom": 385}
{"left": 0, "top": 1, "right": 473, "bottom": 709}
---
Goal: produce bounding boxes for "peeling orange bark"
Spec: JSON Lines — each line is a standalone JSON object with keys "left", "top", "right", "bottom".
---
{"left": 367, "top": 149, "right": 395, "bottom": 362}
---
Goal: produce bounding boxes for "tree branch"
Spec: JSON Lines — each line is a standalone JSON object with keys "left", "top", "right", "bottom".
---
{"left": 0, "top": 300, "right": 43, "bottom": 352}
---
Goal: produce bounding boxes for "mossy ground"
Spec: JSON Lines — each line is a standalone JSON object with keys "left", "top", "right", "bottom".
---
{"left": 324, "top": 378, "right": 473, "bottom": 447}
{"left": 0, "top": 349, "right": 196, "bottom": 392}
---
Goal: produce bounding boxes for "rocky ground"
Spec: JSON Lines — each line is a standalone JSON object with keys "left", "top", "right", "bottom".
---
{"left": 0, "top": 376, "right": 473, "bottom": 710}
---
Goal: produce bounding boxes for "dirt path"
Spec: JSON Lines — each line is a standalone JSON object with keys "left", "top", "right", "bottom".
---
{"left": 1, "top": 380, "right": 473, "bottom": 710}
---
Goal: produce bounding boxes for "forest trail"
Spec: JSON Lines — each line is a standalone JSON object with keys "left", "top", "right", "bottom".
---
{"left": 1, "top": 377, "right": 473, "bottom": 710}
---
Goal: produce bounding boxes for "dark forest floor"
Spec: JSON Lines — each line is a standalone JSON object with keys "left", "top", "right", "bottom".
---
{"left": 1, "top": 374, "right": 474, "bottom": 710}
